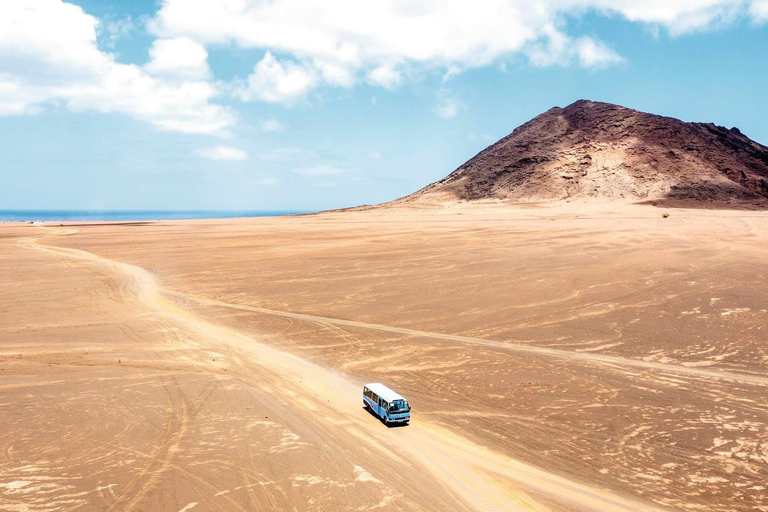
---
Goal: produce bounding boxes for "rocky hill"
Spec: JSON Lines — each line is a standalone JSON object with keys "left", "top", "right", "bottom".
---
{"left": 401, "top": 100, "right": 768, "bottom": 207}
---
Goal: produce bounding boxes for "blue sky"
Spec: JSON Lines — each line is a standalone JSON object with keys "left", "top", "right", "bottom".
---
{"left": 1, "top": 1, "right": 767, "bottom": 211}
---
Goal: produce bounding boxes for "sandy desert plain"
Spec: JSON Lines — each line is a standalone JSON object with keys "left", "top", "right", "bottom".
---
{"left": 2, "top": 201, "right": 768, "bottom": 512}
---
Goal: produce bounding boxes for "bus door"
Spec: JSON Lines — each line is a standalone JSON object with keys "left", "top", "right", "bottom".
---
{"left": 379, "top": 398, "right": 388, "bottom": 418}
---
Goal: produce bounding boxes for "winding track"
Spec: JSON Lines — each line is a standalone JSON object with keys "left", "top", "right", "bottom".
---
{"left": 172, "top": 292, "right": 768, "bottom": 389}
{"left": 22, "top": 227, "right": 671, "bottom": 512}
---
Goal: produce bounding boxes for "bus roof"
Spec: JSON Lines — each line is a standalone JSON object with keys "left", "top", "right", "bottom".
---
{"left": 364, "top": 383, "right": 407, "bottom": 402}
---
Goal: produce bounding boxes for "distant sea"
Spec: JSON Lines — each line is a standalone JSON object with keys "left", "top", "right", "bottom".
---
{"left": 0, "top": 210, "right": 312, "bottom": 222}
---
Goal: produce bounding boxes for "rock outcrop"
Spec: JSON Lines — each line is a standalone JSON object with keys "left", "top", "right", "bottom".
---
{"left": 402, "top": 100, "right": 768, "bottom": 206}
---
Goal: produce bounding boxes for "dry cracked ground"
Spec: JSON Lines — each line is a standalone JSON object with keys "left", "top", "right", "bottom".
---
{"left": 1, "top": 202, "right": 768, "bottom": 511}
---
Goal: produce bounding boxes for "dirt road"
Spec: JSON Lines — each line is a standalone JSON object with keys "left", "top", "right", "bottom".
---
{"left": 5, "top": 227, "right": 663, "bottom": 511}
{"left": 4, "top": 204, "right": 768, "bottom": 511}
{"left": 172, "top": 292, "right": 768, "bottom": 389}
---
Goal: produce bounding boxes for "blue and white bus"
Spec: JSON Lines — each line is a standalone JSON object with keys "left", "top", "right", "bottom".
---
{"left": 363, "top": 383, "right": 411, "bottom": 425}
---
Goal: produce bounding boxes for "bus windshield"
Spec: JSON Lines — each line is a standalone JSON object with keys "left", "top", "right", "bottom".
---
{"left": 389, "top": 400, "right": 410, "bottom": 412}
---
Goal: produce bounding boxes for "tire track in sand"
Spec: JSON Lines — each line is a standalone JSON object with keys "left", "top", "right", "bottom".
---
{"left": 171, "top": 293, "right": 768, "bottom": 389}
{"left": 103, "top": 377, "right": 189, "bottom": 512}
{"left": 24, "top": 228, "right": 666, "bottom": 512}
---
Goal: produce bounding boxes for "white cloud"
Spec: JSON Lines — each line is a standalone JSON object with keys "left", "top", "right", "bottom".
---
{"left": 2, "top": 0, "right": 765, "bottom": 127}
{"left": 367, "top": 64, "right": 402, "bottom": 89}
{"left": 196, "top": 145, "right": 248, "bottom": 160}
{"left": 433, "top": 89, "right": 465, "bottom": 119}
{"left": 260, "top": 119, "right": 283, "bottom": 132}
{"left": 752, "top": 0, "right": 768, "bottom": 20}
{"left": 293, "top": 164, "right": 345, "bottom": 176}
{"left": 574, "top": 37, "right": 625, "bottom": 69}
{"left": 103, "top": 16, "right": 133, "bottom": 48}
{"left": 236, "top": 52, "right": 318, "bottom": 105}
{"left": 604, "top": 0, "right": 744, "bottom": 35}
{"left": 145, "top": 36, "right": 211, "bottom": 80}
{"left": 316, "top": 60, "right": 356, "bottom": 87}
{"left": 442, "top": 65, "right": 464, "bottom": 82}
{"left": 525, "top": 24, "right": 624, "bottom": 68}
{"left": 149, "top": 0, "right": 768, "bottom": 103}
{"left": 0, "top": 0, "right": 232, "bottom": 134}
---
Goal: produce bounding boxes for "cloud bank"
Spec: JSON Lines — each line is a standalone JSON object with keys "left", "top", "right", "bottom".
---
{"left": 196, "top": 145, "right": 248, "bottom": 161}
{"left": 150, "top": 0, "right": 767, "bottom": 103}
{"left": 0, "top": 0, "right": 232, "bottom": 134}
{"left": 1, "top": 0, "right": 765, "bottom": 132}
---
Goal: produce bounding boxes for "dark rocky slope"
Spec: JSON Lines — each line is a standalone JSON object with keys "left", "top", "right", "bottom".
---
{"left": 402, "top": 100, "right": 768, "bottom": 206}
